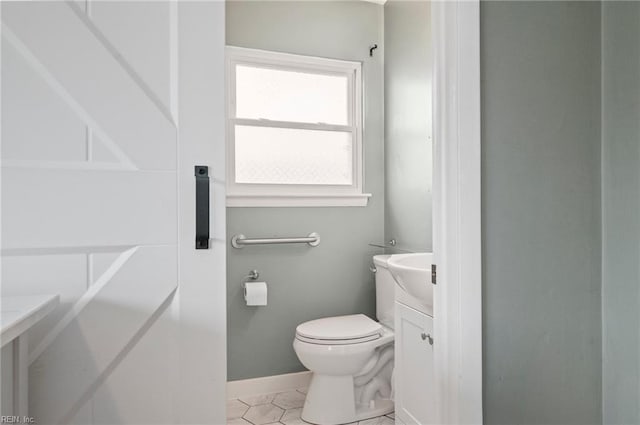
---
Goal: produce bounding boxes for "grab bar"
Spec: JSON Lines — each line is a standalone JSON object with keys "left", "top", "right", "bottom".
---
{"left": 231, "top": 232, "right": 320, "bottom": 249}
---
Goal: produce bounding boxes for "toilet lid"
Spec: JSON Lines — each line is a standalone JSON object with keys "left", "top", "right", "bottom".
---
{"left": 296, "top": 314, "right": 382, "bottom": 341}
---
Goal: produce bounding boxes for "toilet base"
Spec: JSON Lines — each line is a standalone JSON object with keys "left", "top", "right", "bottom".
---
{"left": 301, "top": 374, "right": 394, "bottom": 425}
{"left": 354, "top": 398, "right": 394, "bottom": 422}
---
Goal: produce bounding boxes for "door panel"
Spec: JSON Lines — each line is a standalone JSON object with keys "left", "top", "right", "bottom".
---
{"left": 2, "top": 2, "right": 176, "bottom": 171}
{"left": 91, "top": 301, "right": 176, "bottom": 425}
{"left": 175, "top": 3, "right": 227, "bottom": 423}
{"left": 1, "top": 1, "right": 225, "bottom": 424}
{"left": 2, "top": 39, "right": 87, "bottom": 162}
{"left": 2, "top": 169, "right": 177, "bottom": 251}
{"left": 28, "top": 247, "right": 177, "bottom": 424}
{"left": 90, "top": 1, "right": 174, "bottom": 116}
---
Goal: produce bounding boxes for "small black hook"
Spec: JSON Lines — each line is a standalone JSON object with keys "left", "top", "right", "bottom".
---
{"left": 369, "top": 44, "right": 378, "bottom": 57}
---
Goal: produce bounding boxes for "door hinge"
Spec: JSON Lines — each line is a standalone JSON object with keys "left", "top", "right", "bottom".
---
{"left": 431, "top": 264, "right": 437, "bottom": 285}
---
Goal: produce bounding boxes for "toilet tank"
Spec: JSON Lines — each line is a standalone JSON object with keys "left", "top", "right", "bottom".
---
{"left": 373, "top": 255, "right": 395, "bottom": 329}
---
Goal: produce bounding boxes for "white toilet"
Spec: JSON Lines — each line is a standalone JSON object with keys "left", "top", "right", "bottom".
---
{"left": 293, "top": 255, "right": 395, "bottom": 425}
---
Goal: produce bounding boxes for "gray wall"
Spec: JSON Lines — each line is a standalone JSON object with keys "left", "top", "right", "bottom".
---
{"left": 383, "top": 0, "right": 432, "bottom": 252}
{"left": 226, "top": 0, "right": 384, "bottom": 381}
{"left": 481, "top": 2, "right": 602, "bottom": 423}
{"left": 602, "top": 2, "right": 640, "bottom": 423}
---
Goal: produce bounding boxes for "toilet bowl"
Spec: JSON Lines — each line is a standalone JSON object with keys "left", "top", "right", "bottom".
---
{"left": 293, "top": 255, "right": 396, "bottom": 425}
{"left": 293, "top": 315, "right": 394, "bottom": 425}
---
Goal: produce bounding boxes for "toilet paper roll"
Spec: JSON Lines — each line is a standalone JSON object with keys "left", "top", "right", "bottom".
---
{"left": 244, "top": 281, "right": 267, "bottom": 306}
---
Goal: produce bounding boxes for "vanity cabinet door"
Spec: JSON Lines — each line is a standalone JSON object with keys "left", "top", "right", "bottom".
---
{"left": 395, "top": 302, "right": 436, "bottom": 425}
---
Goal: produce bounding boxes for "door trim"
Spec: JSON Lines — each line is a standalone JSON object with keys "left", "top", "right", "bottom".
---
{"left": 432, "top": 1, "right": 482, "bottom": 424}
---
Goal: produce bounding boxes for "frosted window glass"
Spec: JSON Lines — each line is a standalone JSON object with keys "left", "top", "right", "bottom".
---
{"left": 235, "top": 125, "right": 353, "bottom": 185}
{"left": 235, "top": 65, "right": 349, "bottom": 125}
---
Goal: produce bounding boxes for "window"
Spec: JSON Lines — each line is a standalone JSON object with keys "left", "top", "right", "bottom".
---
{"left": 226, "top": 47, "right": 369, "bottom": 207}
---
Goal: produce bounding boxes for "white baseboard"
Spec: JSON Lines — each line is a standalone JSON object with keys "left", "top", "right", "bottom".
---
{"left": 227, "top": 371, "right": 312, "bottom": 399}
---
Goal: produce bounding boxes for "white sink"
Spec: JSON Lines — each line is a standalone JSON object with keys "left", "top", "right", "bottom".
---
{"left": 387, "top": 253, "right": 433, "bottom": 308}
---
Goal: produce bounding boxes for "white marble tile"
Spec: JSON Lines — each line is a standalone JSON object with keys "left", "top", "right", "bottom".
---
{"left": 229, "top": 390, "right": 391, "bottom": 425}
{"left": 296, "top": 387, "right": 308, "bottom": 395}
{"left": 386, "top": 411, "right": 395, "bottom": 420}
{"left": 272, "top": 391, "right": 306, "bottom": 410}
{"left": 227, "top": 418, "right": 253, "bottom": 425}
{"left": 280, "top": 408, "right": 309, "bottom": 425}
{"left": 359, "top": 416, "right": 395, "bottom": 425}
{"left": 227, "top": 399, "right": 250, "bottom": 420}
{"left": 239, "top": 393, "right": 276, "bottom": 406}
{"left": 281, "top": 409, "right": 355, "bottom": 425}
{"left": 244, "top": 403, "right": 284, "bottom": 425}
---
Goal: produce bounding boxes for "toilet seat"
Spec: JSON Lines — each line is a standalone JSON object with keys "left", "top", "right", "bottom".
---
{"left": 295, "top": 333, "right": 381, "bottom": 345}
{"left": 295, "top": 314, "right": 382, "bottom": 346}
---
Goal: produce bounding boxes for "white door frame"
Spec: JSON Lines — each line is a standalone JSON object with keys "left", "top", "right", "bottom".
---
{"left": 432, "top": 1, "right": 482, "bottom": 424}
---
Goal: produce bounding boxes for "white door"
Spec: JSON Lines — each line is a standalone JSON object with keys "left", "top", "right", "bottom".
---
{"left": 1, "top": 2, "right": 226, "bottom": 424}
{"left": 395, "top": 302, "right": 436, "bottom": 425}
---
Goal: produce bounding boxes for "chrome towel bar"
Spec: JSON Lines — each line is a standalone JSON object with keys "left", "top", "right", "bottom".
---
{"left": 231, "top": 232, "right": 320, "bottom": 249}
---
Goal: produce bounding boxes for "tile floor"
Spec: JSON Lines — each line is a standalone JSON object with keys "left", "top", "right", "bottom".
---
{"left": 227, "top": 388, "right": 395, "bottom": 425}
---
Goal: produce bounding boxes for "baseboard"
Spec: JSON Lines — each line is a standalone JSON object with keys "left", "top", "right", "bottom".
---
{"left": 227, "top": 371, "right": 312, "bottom": 399}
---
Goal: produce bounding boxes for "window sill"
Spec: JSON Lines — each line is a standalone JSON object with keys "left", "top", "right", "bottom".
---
{"left": 226, "top": 193, "right": 372, "bottom": 207}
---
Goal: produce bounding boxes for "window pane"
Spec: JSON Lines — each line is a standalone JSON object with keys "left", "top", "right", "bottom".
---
{"left": 235, "top": 125, "right": 353, "bottom": 185}
{"left": 235, "top": 65, "right": 349, "bottom": 125}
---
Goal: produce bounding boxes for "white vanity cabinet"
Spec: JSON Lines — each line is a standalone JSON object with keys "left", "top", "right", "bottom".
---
{"left": 394, "top": 301, "right": 436, "bottom": 425}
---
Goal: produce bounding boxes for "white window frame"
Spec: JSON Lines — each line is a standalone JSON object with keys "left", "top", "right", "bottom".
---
{"left": 225, "top": 46, "right": 370, "bottom": 207}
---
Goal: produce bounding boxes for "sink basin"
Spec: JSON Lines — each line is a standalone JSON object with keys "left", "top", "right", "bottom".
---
{"left": 387, "top": 253, "right": 433, "bottom": 308}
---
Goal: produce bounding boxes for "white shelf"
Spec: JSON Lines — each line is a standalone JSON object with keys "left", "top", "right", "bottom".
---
{"left": 1, "top": 295, "right": 59, "bottom": 347}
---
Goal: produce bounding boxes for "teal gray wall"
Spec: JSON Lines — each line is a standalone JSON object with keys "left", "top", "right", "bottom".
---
{"left": 602, "top": 2, "right": 640, "bottom": 423}
{"left": 383, "top": 0, "right": 432, "bottom": 252}
{"left": 226, "top": 0, "right": 384, "bottom": 381}
{"left": 481, "top": 2, "right": 602, "bottom": 423}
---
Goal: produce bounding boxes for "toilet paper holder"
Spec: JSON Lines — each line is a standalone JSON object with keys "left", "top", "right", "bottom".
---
{"left": 242, "top": 271, "right": 268, "bottom": 306}
{"left": 242, "top": 270, "right": 260, "bottom": 293}
{"left": 245, "top": 270, "right": 259, "bottom": 281}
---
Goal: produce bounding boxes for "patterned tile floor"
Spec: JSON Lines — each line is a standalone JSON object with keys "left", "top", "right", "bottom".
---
{"left": 227, "top": 388, "right": 395, "bottom": 425}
